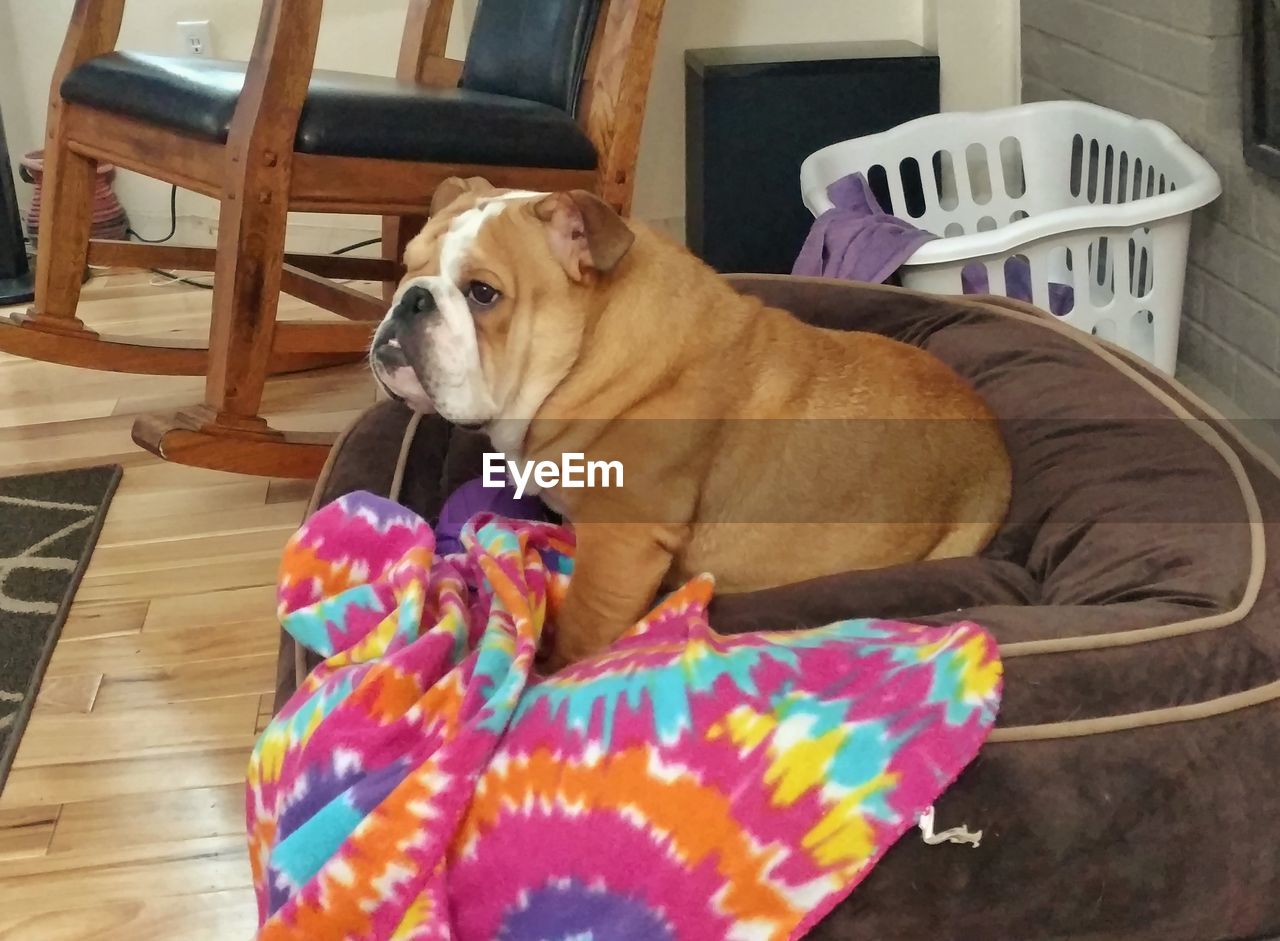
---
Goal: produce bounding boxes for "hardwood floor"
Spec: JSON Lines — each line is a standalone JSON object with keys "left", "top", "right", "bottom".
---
{"left": 0, "top": 268, "right": 377, "bottom": 938}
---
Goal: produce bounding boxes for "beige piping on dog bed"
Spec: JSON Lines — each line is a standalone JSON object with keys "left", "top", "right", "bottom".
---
{"left": 313, "top": 284, "right": 1275, "bottom": 741}
{"left": 305, "top": 416, "right": 361, "bottom": 519}
{"left": 390, "top": 410, "right": 425, "bottom": 503}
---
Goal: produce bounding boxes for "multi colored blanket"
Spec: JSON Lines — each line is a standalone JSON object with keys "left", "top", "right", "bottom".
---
{"left": 249, "top": 492, "right": 1001, "bottom": 940}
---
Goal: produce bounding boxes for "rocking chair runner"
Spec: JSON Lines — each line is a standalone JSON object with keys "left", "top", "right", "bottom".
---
{"left": 2, "top": 0, "right": 666, "bottom": 477}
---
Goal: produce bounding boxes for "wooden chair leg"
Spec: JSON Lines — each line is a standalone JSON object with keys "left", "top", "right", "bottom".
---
{"left": 201, "top": 184, "right": 291, "bottom": 429}
{"left": 23, "top": 132, "right": 96, "bottom": 334}
{"left": 13, "top": 0, "right": 124, "bottom": 331}
{"left": 133, "top": 169, "right": 338, "bottom": 477}
{"left": 381, "top": 214, "right": 422, "bottom": 304}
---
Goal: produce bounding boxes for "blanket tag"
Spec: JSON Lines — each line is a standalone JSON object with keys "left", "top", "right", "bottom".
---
{"left": 918, "top": 806, "right": 983, "bottom": 848}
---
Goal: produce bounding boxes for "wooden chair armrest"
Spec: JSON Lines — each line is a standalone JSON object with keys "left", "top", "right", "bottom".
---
{"left": 581, "top": 0, "right": 668, "bottom": 214}
{"left": 226, "top": 0, "right": 324, "bottom": 148}
{"left": 53, "top": 0, "right": 127, "bottom": 86}
{"left": 398, "top": 0, "right": 461, "bottom": 85}
{"left": 46, "top": 0, "right": 127, "bottom": 140}
{"left": 419, "top": 56, "right": 464, "bottom": 88}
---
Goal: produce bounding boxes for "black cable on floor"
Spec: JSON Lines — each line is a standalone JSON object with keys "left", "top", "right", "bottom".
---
{"left": 330, "top": 236, "right": 382, "bottom": 255}
{"left": 126, "top": 183, "right": 179, "bottom": 244}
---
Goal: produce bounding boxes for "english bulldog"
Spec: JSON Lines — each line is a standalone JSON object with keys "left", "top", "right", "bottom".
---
{"left": 371, "top": 177, "right": 1011, "bottom": 670}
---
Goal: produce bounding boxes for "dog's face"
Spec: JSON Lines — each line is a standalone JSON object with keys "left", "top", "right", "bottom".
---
{"left": 370, "top": 177, "right": 635, "bottom": 430}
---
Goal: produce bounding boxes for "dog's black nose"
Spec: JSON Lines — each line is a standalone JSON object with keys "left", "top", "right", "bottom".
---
{"left": 394, "top": 285, "right": 435, "bottom": 320}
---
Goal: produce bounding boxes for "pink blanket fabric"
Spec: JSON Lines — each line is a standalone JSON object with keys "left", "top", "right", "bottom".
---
{"left": 249, "top": 492, "right": 1002, "bottom": 940}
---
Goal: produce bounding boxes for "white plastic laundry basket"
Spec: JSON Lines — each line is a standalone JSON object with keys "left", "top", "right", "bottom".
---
{"left": 800, "top": 101, "right": 1221, "bottom": 374}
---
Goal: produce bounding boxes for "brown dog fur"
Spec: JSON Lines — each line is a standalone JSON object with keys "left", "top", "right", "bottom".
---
{"left": 378, "top": 179, "right": 1011, "bottom": 670}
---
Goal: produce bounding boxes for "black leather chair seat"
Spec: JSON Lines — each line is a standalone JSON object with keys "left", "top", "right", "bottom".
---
{"left": 62, "top": 53, "right": 599, "bottom": 170}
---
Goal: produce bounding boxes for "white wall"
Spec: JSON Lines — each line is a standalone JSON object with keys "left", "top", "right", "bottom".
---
{"left": 0, "top": 0, "right": 1019, "bottom": 248}
{"left": 0, "top": 1, "right": 38, "bottom": 195}
{"left": 924, "top": 0, "right": 1022, "bottom": 112}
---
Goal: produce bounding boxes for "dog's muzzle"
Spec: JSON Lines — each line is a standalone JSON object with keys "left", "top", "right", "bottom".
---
{"left": 370, "top": 283, "right": 440, "bottom": 411}
{"left": 372, "top": 285, "right": 436, "bottom": 366}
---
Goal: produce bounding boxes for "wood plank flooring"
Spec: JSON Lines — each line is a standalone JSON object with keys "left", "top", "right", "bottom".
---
{"left": 0, "top": 268, "right": 377, "bottom": 938}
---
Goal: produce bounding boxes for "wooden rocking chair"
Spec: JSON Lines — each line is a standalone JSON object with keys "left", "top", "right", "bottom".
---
{"left": 1, "top": 0, "right": 665, "bottom": 477}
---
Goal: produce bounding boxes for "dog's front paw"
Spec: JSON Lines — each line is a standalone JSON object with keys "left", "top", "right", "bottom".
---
{"left": 537, "top": 636, "right": 594, "bottom": 675}
{"left": 536, "top": 646, "right": 572, "bottom": 676}
{"left": 537, "top": 623, "right": 614, "bottom": 675}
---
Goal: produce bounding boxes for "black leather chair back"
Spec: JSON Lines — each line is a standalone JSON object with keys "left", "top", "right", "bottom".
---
{"left": 460, "top": 0, "right": 602, "bottom": 115}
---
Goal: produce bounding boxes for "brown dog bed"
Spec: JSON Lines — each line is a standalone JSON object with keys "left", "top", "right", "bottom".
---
{"left": 274, "top": 276, "right": 1280, "bottom": 941}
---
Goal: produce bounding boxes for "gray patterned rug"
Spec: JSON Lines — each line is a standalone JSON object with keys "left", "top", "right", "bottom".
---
{"left": 0, "top": 465, "right": 120, "bottom": 791}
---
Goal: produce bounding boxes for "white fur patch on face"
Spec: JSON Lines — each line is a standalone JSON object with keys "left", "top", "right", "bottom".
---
{"left": 383, "top": 275, "right": 495, "bottom": 425}
{"left": 426, "top": 277, "right": 498, "bottom": 423}
{"left": 377, "top": 190, "right": 549, "bottom": 427}
{"left": 437, "top": 191, "right": 545, "bottom": 284}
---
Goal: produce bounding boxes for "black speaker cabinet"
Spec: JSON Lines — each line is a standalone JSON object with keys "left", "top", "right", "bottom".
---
{"left": 0, "top": 105, "right": 33, "bottom": 305}
{"left": 686, "top": 41, "right": 940, "bottom": 275}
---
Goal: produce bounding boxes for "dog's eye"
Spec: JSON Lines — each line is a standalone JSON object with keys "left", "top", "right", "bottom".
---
{"left": 466, "top": 280, "right": 500, "bottom": 308}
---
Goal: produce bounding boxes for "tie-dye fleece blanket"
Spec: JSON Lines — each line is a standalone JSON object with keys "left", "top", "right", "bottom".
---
{"left": 249, "top": 492, "right": 1001, "bottom": 941}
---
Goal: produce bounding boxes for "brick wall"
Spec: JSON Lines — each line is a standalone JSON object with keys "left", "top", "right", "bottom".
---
{"left": 1023, "top": 0, "right": 1280, "bottom": 418}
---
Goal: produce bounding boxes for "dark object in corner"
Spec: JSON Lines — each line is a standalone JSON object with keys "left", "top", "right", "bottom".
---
{"left": 0, "top": 106, "right": 33, "bottom": 306}
{"left": 685, "top": 41, "right": 939, "bottom": 275}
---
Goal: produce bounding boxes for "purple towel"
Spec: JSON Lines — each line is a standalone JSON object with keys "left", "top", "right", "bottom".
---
{"left": 792, "top": 174, "right": 936, "bottom": 282}
{"left": 435, "top": 477, "right": 547, "bottom": 555}
{"left": 795, "top": 173, "right": 1074, "bottom": 315}
{"left": 961, "top": 261, "right": 1075, "bottom": 317}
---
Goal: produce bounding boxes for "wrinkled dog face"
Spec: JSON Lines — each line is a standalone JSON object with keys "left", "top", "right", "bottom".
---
{"left": 370, "top": 177, "right": 635, "bottom": 432}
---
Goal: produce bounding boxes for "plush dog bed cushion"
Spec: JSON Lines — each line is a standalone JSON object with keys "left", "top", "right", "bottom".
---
{"left": 282, "top": 277, "right": 1280, "bottom": 941}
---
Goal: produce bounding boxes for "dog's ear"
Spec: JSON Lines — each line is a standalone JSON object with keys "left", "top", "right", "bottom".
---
{"left": 534, "top": 191, "right": 635, "bottom": 282}
{"left": 430, "top": 176, "right": 496, "bottom": 217}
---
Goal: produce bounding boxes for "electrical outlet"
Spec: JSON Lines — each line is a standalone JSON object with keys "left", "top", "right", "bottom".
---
{"left": 177, "top": 20, "right": 214, "bottom": 57}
